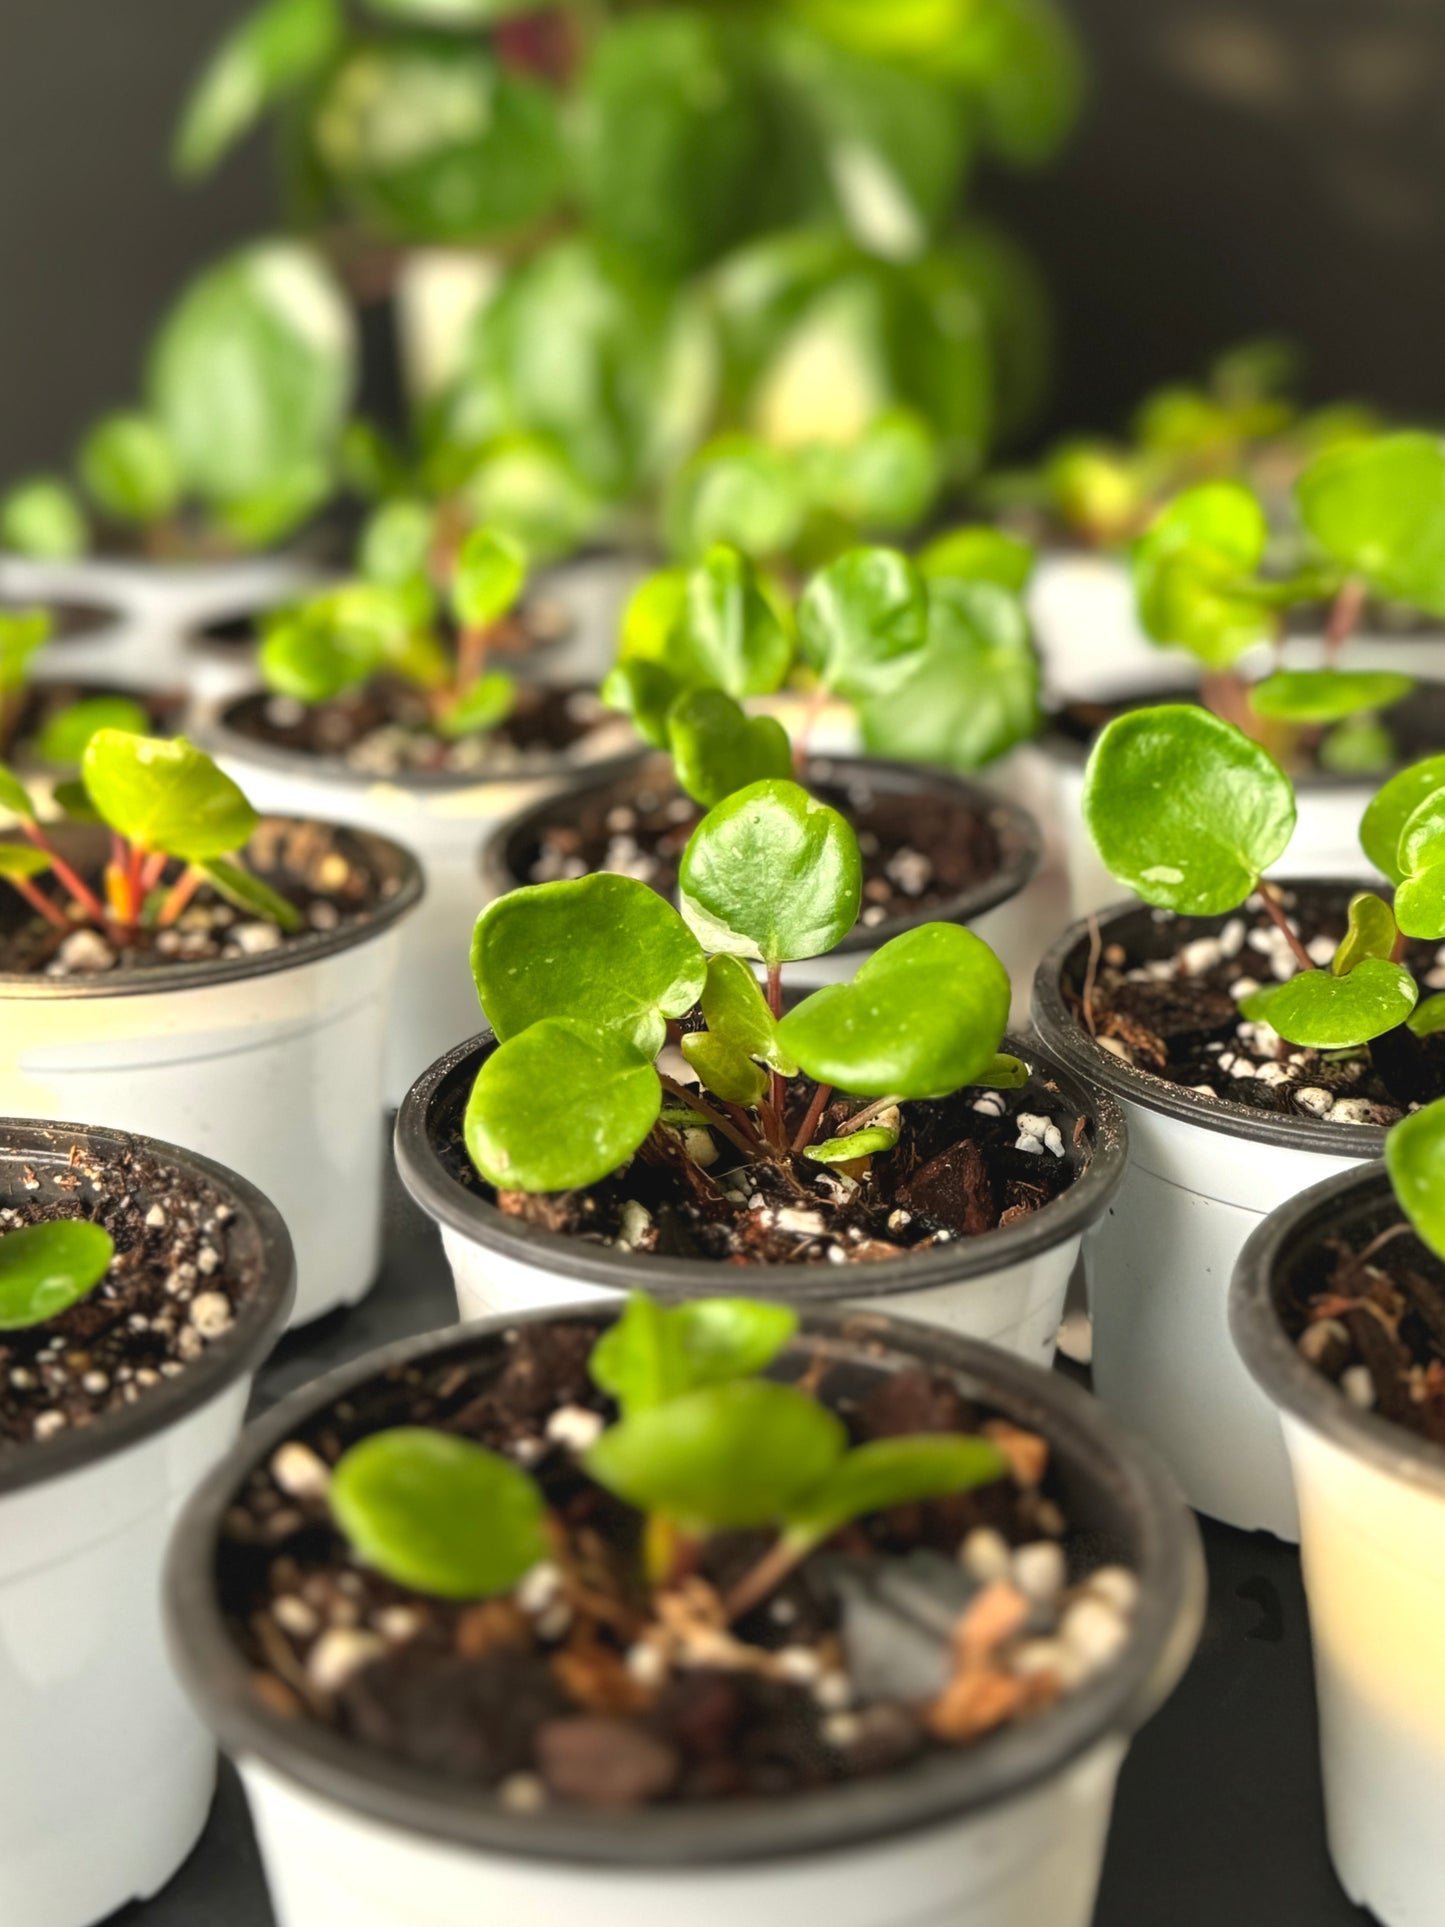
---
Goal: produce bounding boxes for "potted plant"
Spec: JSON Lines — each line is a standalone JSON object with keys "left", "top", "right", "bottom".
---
{"left": 489, "top": 540, "right": 1044, "bottom": 1000}
{"left": 1031, "top": 701, "right": 1445, "bottom": 1533}
{"left": 0, "top": 1114, "right": 293, "bottom": 1927}
{"left": 165, "top": 1291, "right": 1202, "bottom": 1927}
{"left": 0, "top": 238, "right": 354, "bottom": 670}
{"left": 401, "top": 778, "right": 1123, "bottom": 1359}
{"left": 1231, "top": 1103, "right": 1445, "bottom": 1927}
{"left": 0, "top": 729, "right": 422, "bottom": 1323}
{"left": 202, "top": 528, "right": 634, "bottom": 1104}
{"left": 1043, "top": 433, "right": 1445, "bottom": 914}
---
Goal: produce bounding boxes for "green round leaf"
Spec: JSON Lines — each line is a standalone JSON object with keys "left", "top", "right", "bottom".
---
{"left": 1082, "top": 705, "right": 1296, "bottom": 914}
{"left": 1396, "top": 870, "right": 1445, "bottom": 943}
{"left": 583, "top": 1379, "right": 847, "bottom": 1531}
{"left": 81, "top": 731, "right": 258, "bottom": 860}
{"left": 0, "top": 763, "right": 36, "bottom": 820}
{"left": 358, "top": 498, "right": 435, "bottom": 587}
{"left": 1249, "top": 670, "right": 1413, "bottom": 727}
{"left": 1386, "top": 1096, "right": 1445, "bottom": 1261}
{"left": 464, "top": 1019, "right": 662, "bottom": 1193}
{"left": 0, "top": 608, "right": 52, "bottom": 692}
{"left": 1320, "top": 717, "right": 1396, "bottom": 776}
{"left": 460, "top": 435, "right": 610, "bottom": 565}
{"left": 804, "top": 1123, "right": 897, "bottom": 1164}
{"left": 664, "top": 436, "right": 806, "bottom": 562}
{"left": 1133, "top": 481, "right": 1274, "bottom": 668}
{"left": 784, "top": 1434, "right": 1008, "bottom": 1547}
{"left": 259, "top": 583, "right": 407, "bottom": 703}
{"left": 800, "top": 411, "right": 943, "bottom": 536}
{"left": 778, "top": 922, "right": 1010, "bottom": 1099}
{"left": 471, "top": 874, "right": 706, "bottom": 1058}
{"left": 1297, "top": 431, "right": 1445, "bottom": 615}
{"left": 667, "top": 688, "right": 792, "bottom": 809}
{"left": 1331, "top": 892, "right": 1398, "bottom": 976}
{"left": 679, "top": 1031, "right": 769, "bottom": 1107}
{"left": 330, "top": 1427, "right": 548, "bottom": 1600}
{"left": 797, "top": 546, "right": 928, "bottom": 703}
{"left": 77, "top": 413, "right": 181, "bottom": 527}
{"left": 0, "top": 845, "right": 53, "bottom": 879}
{"left": 0, "top": 1220, "right": 114, "bottom": 1330}
{"left": 918, "top": 524, "right": 1034, "bottom": 593}
{"left": 0, "top": 477, "right": 88, "bottom": 559}
{"left": 589, "top": 1292, "right": 799, "bottom": 1419}
{"left": 670, "top": 546, "right": 794, "bottom": 701}
{"left": 679, "top": 779, "right": 861, "bottom": 967}
{"left": 975, "top": 1050, "right": 1029, "bottom": 1088}
{"left": 1241, "top": 958, "right": 1417, "bottom": 1049}
{"left": 1360, "top": 756, "right": 1445, "bottom": 883}
{"left": 1408, "top": 995, "right": 1445, "bottom": 1039}
{"left": 697, "top": 952, "right": 796, "bottom": 1073}
{"left": 600, "top": 659, "right": 686, "bottom": 751}
{"left": 173, "top": 0, "right": 343, "bottom": 178}
{"left": 450, "top": 527, "right": 525, "bottom": 630}
{"left": 436, "top": 671, "right": 515, "bottom": 742}
{"left": 35, "top": 697, "right": 150, "bottom": 769}
{"left": 199, "top": 856, "right": 303, "bottom": 932}
{"left": 1391, "top": 786, "right": 1445, "bottom": 937}
{"left": 618, "top": 569, "right": 690, "bottom": 667}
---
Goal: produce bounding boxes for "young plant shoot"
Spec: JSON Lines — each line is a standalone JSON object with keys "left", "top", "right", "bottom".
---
{"left": 0, "top": 729, "right": 300, "bottom": 947}
{"left": 0, "top": 1219, "right": 114, "bottom": 1331}
{"left": 464, "top": 776, "right": 1021, "bottom": 1197}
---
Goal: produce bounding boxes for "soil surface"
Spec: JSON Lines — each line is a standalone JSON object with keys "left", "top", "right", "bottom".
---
{"left": 0, "top": 681, "right": 184, "bottom": 764}
{"left": 196, "top": 596, "right": 571, "bottom": 664}
{"left": 440, "top": 1055, "right": 1085, "bottom": 1266}
{"left": 1284, "top": 1220, "right": 1445, "bottom": 1445}
{"left": 1065, "top": 888, "right": 1445, "bottom": 1124}
{"left": 4, "top": 596, "right": 118, "bottom": 643}
{"left": 224, "top": 1320, "right": 1140, "bottom": 1808}
{"left": 517, "top": 756, "right": 1010, "bottom": 933}
{"left": 0, "top": 1139, "right": 257, "bottom": 1448}
{"left": 223, "top": 680, "right": 614, "bottom": 780}
{"left": 0, "top": 818, "right": 398, "bottom": 977}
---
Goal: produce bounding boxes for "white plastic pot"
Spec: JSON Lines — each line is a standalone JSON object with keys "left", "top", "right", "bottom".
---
{"left": 166, "top": 1303, "right": 1203, "bottom": 1927}
{"left": 1232, "top": 1163, "right": 1445, "bottom": 1927}
{"left": 204, "top": 694, "right": 634, "bottom": 1106}
{"left": 529, "top": 549, "right": 653, "bottom": 688}
{"left": 395, "top": 1029, "right": 1127, "bottom": 1370}
{"left": 0, "top": 1118, "right": 293, "bottom": 1927}
{"left": 1026, "top": 551, "right": 1175, "bottom": 704}
{"left": 1033, "top": 892, "right": 1390, "bottom": 1537}
{"left": 0, "top": 820, "right": 422, "bottom": 1325}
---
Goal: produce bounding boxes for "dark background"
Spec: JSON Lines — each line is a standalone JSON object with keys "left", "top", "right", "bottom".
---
{"left": 3, "top": 0, "right": 1443, "bottom": 483}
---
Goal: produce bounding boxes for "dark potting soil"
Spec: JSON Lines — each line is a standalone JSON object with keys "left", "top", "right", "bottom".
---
{"left": 0, "top": 680, "right": 184, "bottom": 764}
{"left": 0, "top": 818, "right": 397, "bottom": 977}
{"left": 519, "top": 756, "right": 1005, "bottom": 931}
{"left": 0, "top": 1138, "right": 257, "bottom": 1448}
{"left": 1066, "top": 888, "right": 1445, "bottom": 1125}
{"left": 1283, "top": 1220, "right": 1445, "bottom": 1446}
{"left": 224, "top": 1320, "right": 1140, "bottom": 1808}
{"left": 224, "top": 679, "right": 613, "bottom": 780}
{"left": 440, "top": 1061, "right": 1084, "bottom": 1265}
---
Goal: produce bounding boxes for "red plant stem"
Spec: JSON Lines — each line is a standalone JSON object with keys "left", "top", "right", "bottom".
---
{"left": 1258, "top": 883, "right": 1316, "bottom": 974}
{"left": 725, "top": 1535, "right": 808, "bottom": 1623}
{"left": 766, "top": 962, "right": 783, "bottom": 1019}
{"left": 456, "top": 623, "right": 489, "bottom": 695}
{"left": 125, "top": 841, "right": 147, "bottom": 922}
{"left": 792, "top": 688, "right": 828, "bottom": 774}
{"left": 140, "top": 850, "right": 169, "bottom": 894}
{"left": 765, "top": 962, "right": 788, "bottom": 1126}
{"left": 22, "top": 825, "right": 108, "bottom": 924}
{"left": 791, "top": 1082, "right": 833, "bottom": 1153}
{"left": 8, "top": 875, "right": 71, "bottom": 931}
{"left": 721, "top": 1099, "right": 766, "bottom": 1149}
{"left": 657, "top": 1075, "right": 760, "bottom": 1161}
{"left": 158, "top": 866, "right": 204, "bottom": 929}
{"left": 1324, "top": 576, "right": 1367, "bottom": 665}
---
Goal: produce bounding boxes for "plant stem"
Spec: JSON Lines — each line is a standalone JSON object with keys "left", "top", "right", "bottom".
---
{"left": 1324, "top": 575, "right": 1367, "bottom": 665}
{"left": 792, "top": 689, "right": 828, "bottom": 774}
{"left": 724, "top": 1533, "right": 810, "bottom": 1623}
{"left": 1082, "top": 911, "right": 1102, "bottom": 1036}
{"left": 791, "top": 1081, "right": 833, "bottom": 1152}
{"left": 23, "top": 825, "right": 108, "bottom": 925}
{"left": 456, "top": 622, "right": 489, "bottom": 696}
{"left": 834, "top": 1092, "right": 904, "bottom": 1137}
{"left": 1257, "top": 883, "right": 1316, "bottom": 974}
{"left": 158, "top": 866, "right": 205, "bottom": 929}
{"left": 6, "top": 875, "right": 70, "bottom": 931}
{"left": 764, "top": 963, "right": 788, "bottom": 1126}
{"left": 140, "top": 850, "right": 169, "bottom": 895}
{"left": 657, "top": 1075, "right": 761, "bottom": 1160}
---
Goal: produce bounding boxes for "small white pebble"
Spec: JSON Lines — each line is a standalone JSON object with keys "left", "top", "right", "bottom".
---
{"left": 1178, "top": 936, "right": 1222, "bottom": 973}
{"left": 1306, "top": 935, "right": 1337, "bottom": 966}
{"left": 499, "top": 1774, "right": 548, "bottom": 1815}
{"left": 52, "top": 928, "right": 116, "bottom": 974}
{"left": 177, "top": 1326, "right": 204, "bottom": 1362}
{"left": 273, "top": 1595, "right": 320, "bottom": 1638}
{"left": 375, "top": 1605, "right": 423, "bottom": 1642}
{"left": 1061, "top": 1596, "right": 1129, "bottom": 1674}
{"left": 1010, "top": 1637, "right": 1074, "bottom": 1682}
{"left": 774, "top": 1207, "right": 826, "bottom": 1236}
{"left": 1299, "top": 1318, "right": 1348, "bottom": 1363}
{"left": 1254, "top": 1063, "right": 1293, "bottom": 1087}
{"left": 271, "top": 1441, "right": 331, "bottom": 1502}
{"left": 1231, "top": 977, "right": 1261, "bottom": 999}
{"left": 1220, "top": 918, "right": 1247, "bottom": 958}
{"left": 961, "top": 1526, "right": 1013, "bottom": 1582}
{"left": 189, "top": 1291, "right": 233, "bottom": 1338}
{"left": 1081, "top": 1566, "right": 1140, "bottom": 1615}
{"left": 516, "top": 1562, "right": 563, "bottom": 1616}
{"left": 145, "top": 1204, "right": 167, "bottom": 1229}
{"left": 1342, "top": 1365, "right": 1375, "bottom": 1409}
{"left": 971, "top": 1091, "right": 1007, "bottom": 1117}
{"left": 775, "top": 1646, "right": 824, "bottom": 1684}
{"left": 682, "top": 1127, "right": 718, "bottom": 1169}
{"left": 1331, "top": 1098, "right": 1387, "bottom": 1126}
{"left": 81, "top": 1370, "right": 108, "bottom": 1396}
{"left": 229, "top": 922, "right": 284, "bottom": 955}
{"left": 1095, "top": 1035, "right": 1130, "bottom": 1060}
{"left": 616, "top": 1200, "right": 653, "bottom": 1250}
{"left": 1293, "top": 1087, "right": 1334, "bottom": 1116}
{"left": 887, "top": 1208, "right": 913, "bottom": 1231}
{"left": 197, "top": 1245, "right": 221, "bottom": 1275}
{"left": 1012, "top": 1541, "right": 1067, "bottom": 1604}
{"left": 822, "top": 1711, "right": 863, "bottom": 1748}
{"left": 625, "top": 1642, "right": 668, "bottom": 1688}
{"left": 32, "top": 1411, "right": 67, "bottom": 1440}
{"left": 545, "top": 1404, "right": 605, "bottom": 1452}
{"left": 306, "top": 1629, "right": 385, "bottom": 1694}
{"left": 813, "top": 1670, "right": 853, "bottom": 1711}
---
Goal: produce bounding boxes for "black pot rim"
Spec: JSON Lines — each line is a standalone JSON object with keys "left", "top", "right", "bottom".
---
{"left": 0, "top": 1117, "right": 295, "bottom": 1497}
{"left": 477, "top": 748, "right": 1044, "bottom": 955}
{"left": 1030, "top": 893, "right": 1393, "bottom": 1158}
{"left": 1230, "top": 1159, "right": 1445, "bottom": 1498}
{"left": 202, "top": 685, "right": 637, "bottom": 797}
{"left": 394, "top": 1027, "right": 1128, "bottom": 1300}
{"left": 165, "top": 1299, "right": 1203, "bottom": 1868}
{"left": 0, "top": 815, "right": 425, "bottom": 999}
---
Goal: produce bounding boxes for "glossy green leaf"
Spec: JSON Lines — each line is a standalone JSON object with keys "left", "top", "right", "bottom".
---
{"left": 589, "top": 1292, "right": 799, "bottom": 1420}
{"left": 461, "top": 436, "right": 611, "bottom": 565}
{"left": 436, "top": 671, "right": 515, "bottom": 741}
{"left": 1241, "top": 958, "right": 1417, "bottom": 1048}
{"left": 783, "top": 1434, "right": 1008, "bottom": 1548}
{"left": 1360, "top": 756, "right": 1445, "bottom": 883}
{"left": 1297, "top": 432, "right": 1445, "bottom": 615}
{"left": 678, "top": 1030, "right": 769, "bottom": 1107}
{"left": 1133, "top": 482, "right": 1274, "bottom": 668}
{"left": 0, "top": 477, "right": 88, "bottom": 559}
{"left": 35, "top": 698, "right": 150, "bottom": 769}
{"left": 667, "top": 688, "right": 792, "bottom": 809}
{"left": 198, "top": 857, "right": 303, "bottom": 932}
{"left": 1083, "top": 705, "right": 1296, "bottom": 914}
{"left": 358, "top": 498, "right": 434, "bottom": 588}
{"left": 0, "top": 764, "right": 35, "bottom": 820}
{"left": 1320, "top": 717, "right": 1396, "bottom": 776}
{"left": 679, "top": 779, "right": 861, "bottom": 967}
{"left": 1394, "top": 786, "right": 1445, "bottom": 940}
{"left": 0, "top": 608, "right": 52, "bottom": 692}
{"left": 600, "top": 659, "right": 686, "bottom": 750}
{"left": 696, "top": 952, "right": 796, "bottom": 1074}
{"left": 1249, "top": 671, "right": 1413, "bottom": 727}
{"left": 471, "top": 873, "right": 705, "bottom": 1058}
{"left": 618, "top": 569, "right": 690, "bottom": 667}
{"left": 918, "top": 525, "right": 1034, "bottom": 592}
{"left": 215, "top": 459, "right": 332, "bottom": 549}
{"left": 173, "top": 0, "right": 342, "bottom": 178}
{"left": 671, "top": 546, "right": 794, "bottom": 701}
{"left": 804, "top": 1123, "right": 897, "bottom": 1163}
{"left": 584, "top": 1379, "right": 847, "bottom": 1531}
{"left": 976, "top": 1050, "right": 1030, "bottom": 1088}
{"left": 0, "top": 1220, "right": 114, "bottom": 1330}
{"left": 330, "top": 1428, "right": 547, "bottom": 1601}
{"left": 77, "top": 413, "right": 181, "bottom": 526}
{"left": 800, "top": 410, "right": 943, "bottom": 535}
{"left": 0, "top": 845, "right": 52, "bottom": 879}
{"left": 81, "top": 731, "right": 257, "bottom": 860}
{"left": 1408, "top": 995, "right": 1445, "bottom": 1038}
{"left": 665, "top": 436, "right": 807, "bottom": 563}
{"left": 450, "top": 528, "right": 525, "bottom": 631}
{"left": 779, "top": 922, "right": 1010, "bottom": 1099}
{"left": 259, "top": 583, "right": 408, "bottom": 703}
{"left": 797, "top": 546, "right": 928, "bottom": 703}
{"left": 464, "top": 1019, "right": 661, "bottom": 1193}
{"left": 51, "top": 780, "right": 98, "bottom": 823}
{"left": 1385, "top": 1096, "right": 1445, "bottom": 1261}
{"left": 1331, "top": 893, "right": 1398, "bottom": 975}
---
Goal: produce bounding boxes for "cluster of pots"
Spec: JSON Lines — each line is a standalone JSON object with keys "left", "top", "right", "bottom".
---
{"left": 1, "top": 543, "right": 1443, "bottom": 1927}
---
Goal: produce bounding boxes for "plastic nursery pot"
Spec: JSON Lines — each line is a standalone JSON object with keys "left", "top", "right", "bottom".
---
{"left": 205, "top": 690, "right": 635, "bottom": 1108}
{"left": 1031, "top": 887, "right": 1396, "bottom": 1538}
{"left": 1231, "top": 1164, "right": 1445, "bottom": 1927}
{"left": 0, "top": 1116, "right": 293, "bottom": 1927}
{"left": 165, "top": 1300, "right": 1204, "bottom": 1927}
{"left": 1024, "top": 549, "right": 1172, "bottom": 705}
{"left": 529, "top": 547, "right": 654, "bottom": 686}
{"left": 394, "top": 1029, "right": 1127, "bottom": 1368}
{"left": 0, "top": 818, "right": 422, "bottom": 1326}
{"left": 1041, "top": 678, "right": 1445, "bottom": 919}
{"left": 480, "top": 748, "right": 1045, "bottom": 1009}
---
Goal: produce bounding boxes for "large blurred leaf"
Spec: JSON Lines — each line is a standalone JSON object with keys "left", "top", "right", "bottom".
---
{"left": 941, "top": 0, "right": 1085, "bottom": 165}
{"left": 316, "top": 35, "right": 566, "bottom": 244}
{"left": 782, "top": 0, "right": 979, "bottom": 59}
{"left": 173, "top": 0, "right": 343, "bottom": 179}
{"left": 938, "top": 221, "right": 1052, "bottom": 446}
{"left": 1296, "top": 431, "right": 1445, "bottom": 616}
{"left": 147, "top": 240, "right": 355, "bottom": 519}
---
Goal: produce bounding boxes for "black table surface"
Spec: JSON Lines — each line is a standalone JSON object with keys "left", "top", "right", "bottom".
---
{"left": 112, "top": 1161, "right": 1374, "bottom": 1927}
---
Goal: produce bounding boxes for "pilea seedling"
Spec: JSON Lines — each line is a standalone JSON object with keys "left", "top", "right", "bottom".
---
{"left": 0, "top": 729, "right": 300, "bottom": 947}
{"left": 327, "top": 1292, "right": 1008, "bottom": 1620}
{"left": 0, "top": 1219, "right": 114, "bottom": 1331}
{"left": 259, "top": 526, "right": 525, "bottom": 742}
{"left": 1083, "top": 703, "right": 1445, "bottom": 1102}
{"left": 0, "top": 607, "right": 151, "bottom": 768}
{"left": 465, "top": 776, "right": 1021, "bottom": 1194}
